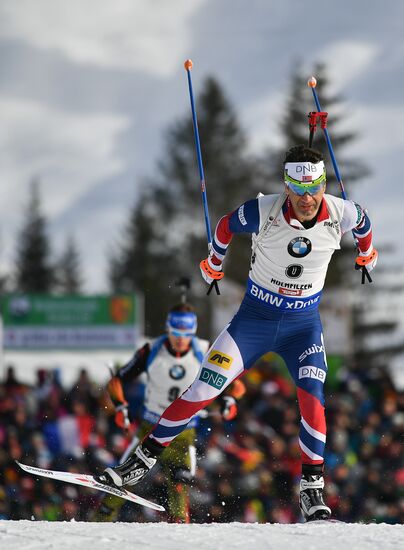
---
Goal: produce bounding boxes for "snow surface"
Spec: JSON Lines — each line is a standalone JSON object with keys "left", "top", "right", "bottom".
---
{"left": 0, "top": 521, "right": 402, "bottom": 550}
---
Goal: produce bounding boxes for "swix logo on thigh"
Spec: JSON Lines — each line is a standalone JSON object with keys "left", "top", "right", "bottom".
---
{"left": 299, "top": 344, "right": 324, "bottom": 363}
{"left": 199, "top": 367, "right": 228, "bottom": 390}
{"left": 298, "top": 366, "right": 325, "bottom": 383}
{"left": 208, "top": 350, "right": 233, "bottom": 370}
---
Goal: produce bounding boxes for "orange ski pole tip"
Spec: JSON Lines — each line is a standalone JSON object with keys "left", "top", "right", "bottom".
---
{"left": 184, "top": 59, "right": 193, "bottom": 71}
{"left": 308, "top": 76, "right": 317, "bottom": 88}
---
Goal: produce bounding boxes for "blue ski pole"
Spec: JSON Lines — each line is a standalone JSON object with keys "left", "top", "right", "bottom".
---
{"left": 184, "top": 59, "right": 221, "bottom": 295}
{"left": 307, "top": 76, "right": 372, "bottom": 284}
{"left": 308, "top": 76, "right": 348, "bottom": 200}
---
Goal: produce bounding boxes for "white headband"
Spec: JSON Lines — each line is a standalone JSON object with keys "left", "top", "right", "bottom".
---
{"left": 284, "top": 161, "right": 325, "bottom": 183}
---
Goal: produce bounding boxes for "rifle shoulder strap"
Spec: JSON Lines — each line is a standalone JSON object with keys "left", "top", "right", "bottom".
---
{"left": 251, "top": 192, "right": 287, "bottom": 256}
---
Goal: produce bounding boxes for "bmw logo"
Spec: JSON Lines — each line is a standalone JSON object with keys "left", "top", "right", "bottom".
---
{"left": 285, "top": 264, "right": 303, "bottom": 278}
{"left": 287, "top": 237, "right": 312, "bottom": 258}
{"left": 169, "top": 364, "right": 186, "bottom": 380}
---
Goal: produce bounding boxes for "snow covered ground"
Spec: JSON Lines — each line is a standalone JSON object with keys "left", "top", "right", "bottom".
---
{"left": 0, "top": 521, "right": 402, "bottom": 550}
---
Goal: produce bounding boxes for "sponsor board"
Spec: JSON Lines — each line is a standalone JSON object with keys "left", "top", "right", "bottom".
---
{"left": 0, "top": 294, "right": 139, "bottom": 350}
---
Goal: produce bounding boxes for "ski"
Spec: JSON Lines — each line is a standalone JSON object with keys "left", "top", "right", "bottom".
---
{"left": 16, "top": 461, "right": 165, "bottom": 512}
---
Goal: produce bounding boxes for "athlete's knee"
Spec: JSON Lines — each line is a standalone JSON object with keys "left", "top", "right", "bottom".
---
{"left": 297, "top": 370, "right": 326, "bottom": 405}
{"left": 183, "top": 376, "right": 223, "bottom": 402}
{"left": 297, "top": 384, "right": 326, "bottom": 411}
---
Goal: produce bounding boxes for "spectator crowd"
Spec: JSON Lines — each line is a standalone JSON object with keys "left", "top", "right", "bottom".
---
{"left": 0, "top": 357, "right": 403, "bottom": 524}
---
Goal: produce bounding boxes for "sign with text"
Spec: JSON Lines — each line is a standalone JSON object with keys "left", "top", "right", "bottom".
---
{"left": 0, "top": 294, "right": 140, "bottom": 350}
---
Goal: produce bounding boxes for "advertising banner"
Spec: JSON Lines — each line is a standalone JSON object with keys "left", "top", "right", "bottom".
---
{"left": 0, "top": 294, "right": 140, "bottom": 350}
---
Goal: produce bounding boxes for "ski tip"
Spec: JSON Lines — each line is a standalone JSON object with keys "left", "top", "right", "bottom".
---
{"left": 308, "top": 76, "right": 317, "bottom": 88}
{"left": 154, "top": 503, "right": 166, "bottom": 512}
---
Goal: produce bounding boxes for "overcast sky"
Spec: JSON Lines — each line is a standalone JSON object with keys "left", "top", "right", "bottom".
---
{"left": 0, "top": 0, "right": 402, "bottom": 292}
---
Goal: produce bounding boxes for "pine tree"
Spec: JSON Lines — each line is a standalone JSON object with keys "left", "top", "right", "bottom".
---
{"left": 0, "top": 231, "right": 10, "bottom": 293}
{"left": 14, "top": 180, "right": 55, "bottom": 293}
{"left": 109, "top": 77, "right": 264, "bottom": 335}
{"left": 55, "top": 235, "right": 83, "bottom": 294}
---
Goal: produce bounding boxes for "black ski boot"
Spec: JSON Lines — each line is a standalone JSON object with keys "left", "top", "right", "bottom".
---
{"left": 300, "top": 464, "right": 331, "bottom": 522}
{"left": 95, "top": 438, "right": 164, "bottom": 488}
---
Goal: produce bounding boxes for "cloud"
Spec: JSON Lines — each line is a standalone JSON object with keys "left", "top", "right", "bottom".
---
{"left": 0, "top": 0, "right": 205, "bottom": 76}
{"left": 318, "top": 40, "right": 379, "bottom": 91}
{"left": 0, "top": 95, "right": 129, "bottom": 274}
{"left": 241, "top": 89, "right": 285, "bottom": 153}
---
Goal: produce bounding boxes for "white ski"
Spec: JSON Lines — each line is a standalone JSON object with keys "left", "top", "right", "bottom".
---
{"left": 16, "top": 461, "right": 165, "bottom": 512}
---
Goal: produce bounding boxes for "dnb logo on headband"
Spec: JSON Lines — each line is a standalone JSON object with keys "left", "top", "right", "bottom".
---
{"left": 284, "top": 161, "right": 325, "bottom": 183}
{"left": 288, "top": 237, "right": 312, "bottom": 258}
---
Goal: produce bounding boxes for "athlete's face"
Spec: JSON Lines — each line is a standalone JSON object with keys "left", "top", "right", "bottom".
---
{"left": 168, "top": 333, "right": 192, "bottom": 353}
{"left": 285, "top": 184, "right": 326, "bottom": 222}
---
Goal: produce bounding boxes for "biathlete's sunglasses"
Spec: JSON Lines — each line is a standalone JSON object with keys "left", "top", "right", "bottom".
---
{"left": 168, "top": 329, "right": 195, "bottom": 338}
{"left": 166, "top": 312, "right": 197, "bottom": 338}
{"left": 287, "top": 181, "right": 325, "bottom": 196}
{"left": 285, "top": 172, "right": 326, "bottom": 196}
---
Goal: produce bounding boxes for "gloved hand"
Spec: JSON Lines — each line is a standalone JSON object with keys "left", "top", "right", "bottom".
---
{"left": 219, "top": 395, "right": 238, "bottom": 421}
{"left": 355, "top": 248, "right": 378, "bottom": 284}
{"left": 107, "top": 376, "right": 130, "bottom": 429}
{"left": 114, "top": 402, "right": 130, "bottom": 429}
{"left": 355, "top": 248, "right": 378, "bottom": 273}
{"left": 200, "top": 258, "right": 224, "bottom": 285}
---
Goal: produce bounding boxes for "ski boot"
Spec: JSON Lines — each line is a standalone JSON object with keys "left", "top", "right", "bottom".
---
{"left": 300, "top": 464, "right": 331, "bottom": 522}
{"left": 95, "top": 438, "right": 164, "bottom": 487}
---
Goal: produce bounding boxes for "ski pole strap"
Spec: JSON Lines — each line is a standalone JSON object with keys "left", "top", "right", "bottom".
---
{"left": 308, "top": 111, "right": 328, "bottom": 147}
{"left": 360, "top": 267, "right": 372, "bottom": 284}
{"left": 207, "top": 280, "right": 220, "bottom": 295}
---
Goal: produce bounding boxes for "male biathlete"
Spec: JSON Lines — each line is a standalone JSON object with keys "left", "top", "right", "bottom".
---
{"left": 96, "top": 145, "right": 377, "bottom": 522}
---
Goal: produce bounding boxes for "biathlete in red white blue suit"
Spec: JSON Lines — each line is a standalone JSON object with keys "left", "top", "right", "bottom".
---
{"left": 96, "top": 145, "right": 378, "bottom": 522}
